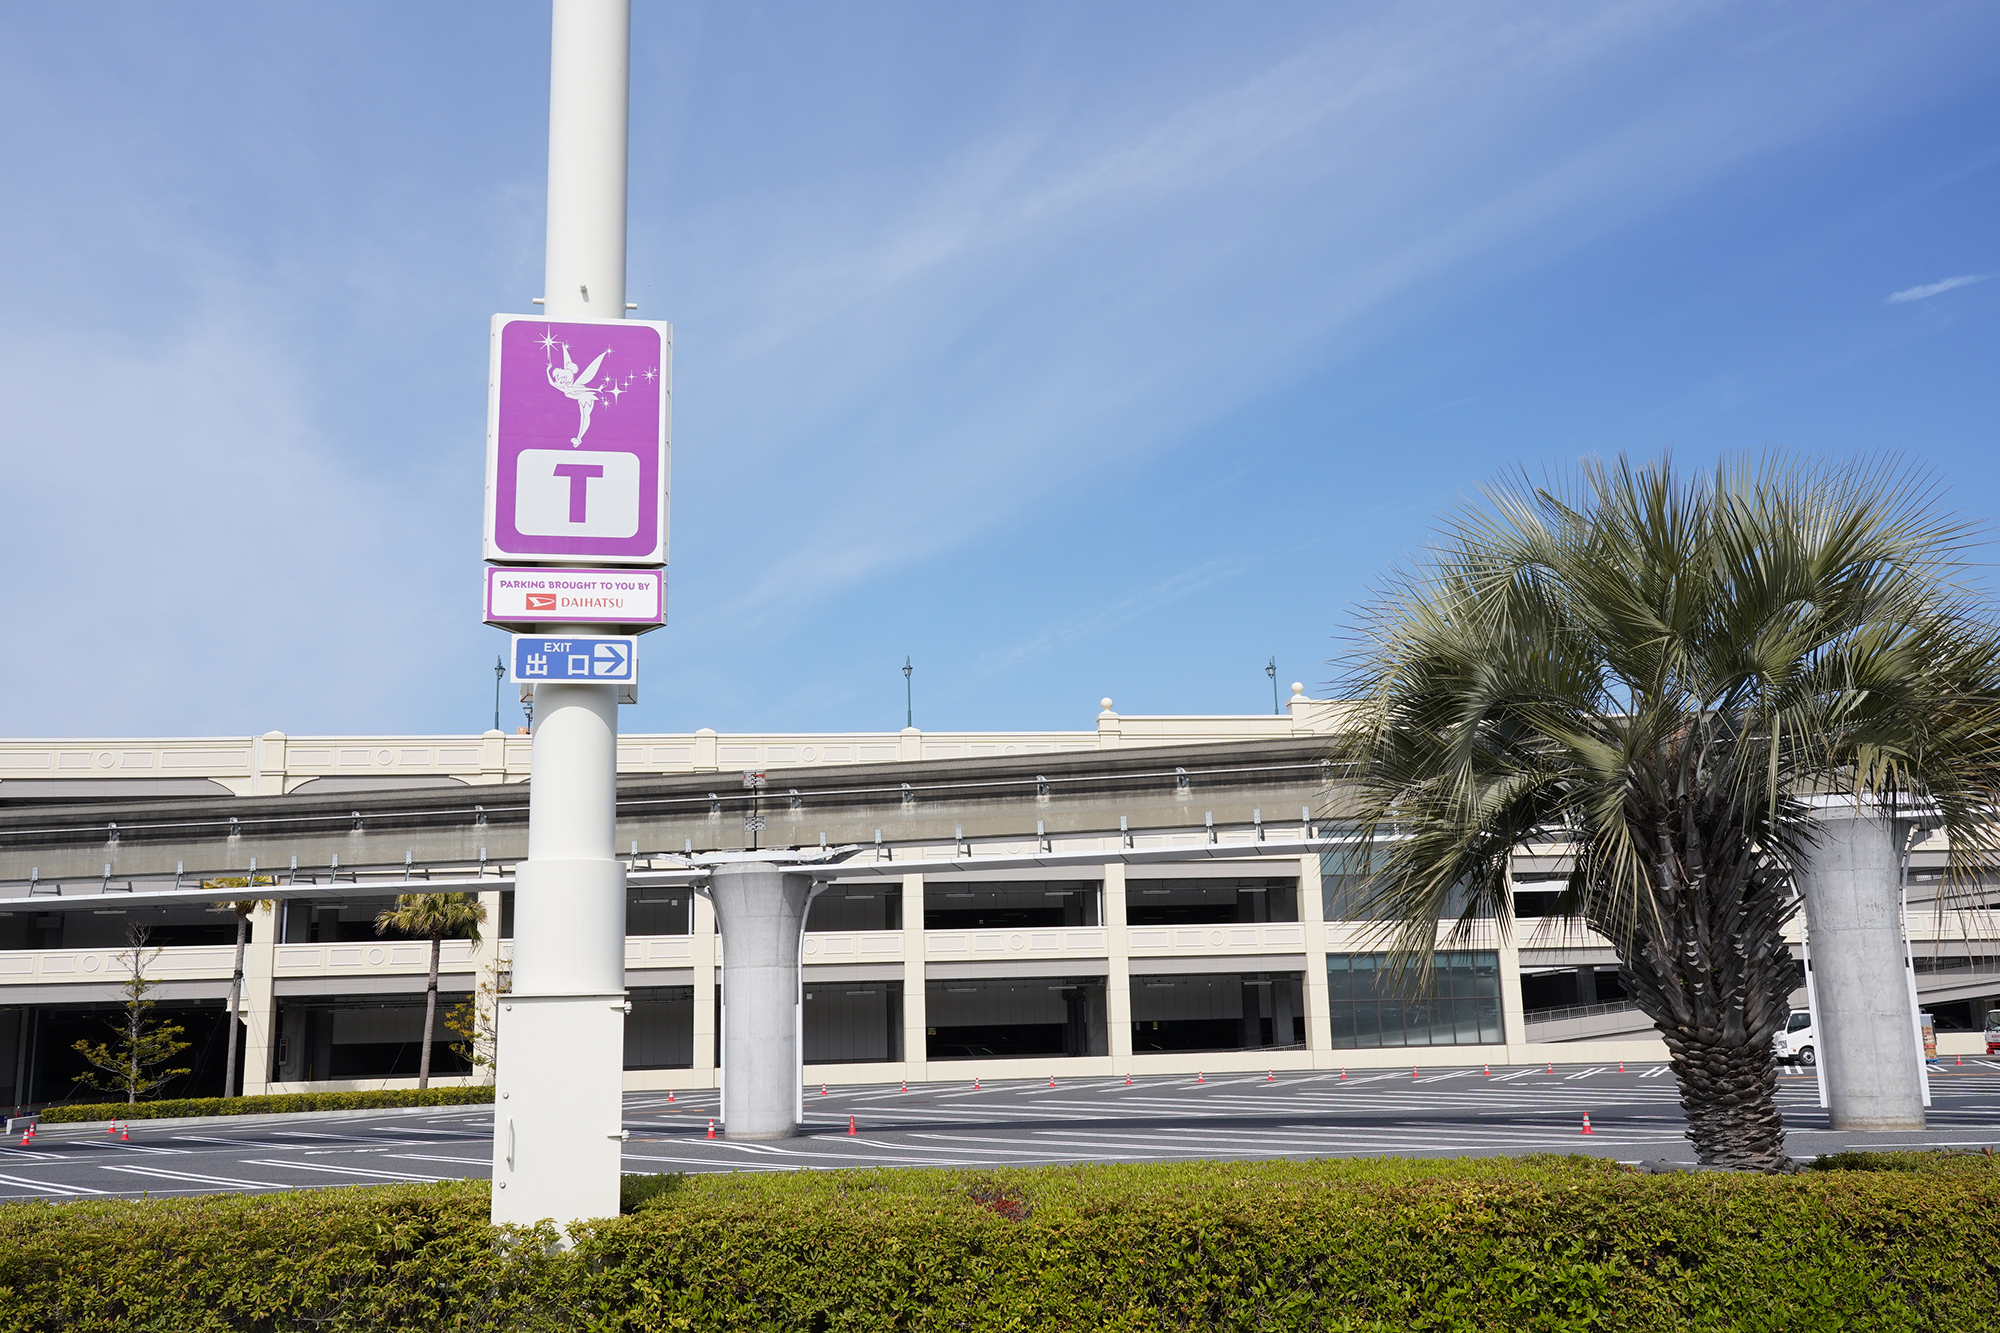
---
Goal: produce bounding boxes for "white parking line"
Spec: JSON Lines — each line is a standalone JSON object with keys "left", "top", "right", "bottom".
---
{"left": 241, "top": 1159, "right": 445, "bottom": 1183}
{"left": 98, "top": 1164, "right": 280, "bottom": 1190}
{"left": 385, "top": 1153, "right": 491, "bottom": 1167}
{"left": 0, "top": 1169, "right": 106, "bottom": 1195}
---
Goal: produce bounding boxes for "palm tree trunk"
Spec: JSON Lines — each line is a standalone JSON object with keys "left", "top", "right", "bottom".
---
{"left": 224, "top": 911, "right": 248, "bottom": 1099}
{"left": 419, "top": 933, "right": 440, "bottom": 1090}
{"left": 1613, "top": 803, "right": 1798, "bottom": 1171}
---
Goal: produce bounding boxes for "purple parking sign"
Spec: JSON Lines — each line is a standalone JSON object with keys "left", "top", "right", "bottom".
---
{"left": 483, "top": 314, "right": 671, "bottom": 565}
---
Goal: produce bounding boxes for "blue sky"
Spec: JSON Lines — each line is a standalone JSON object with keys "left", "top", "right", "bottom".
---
{"left": 3, "top": 2, "right": 1996, "bottom": 739}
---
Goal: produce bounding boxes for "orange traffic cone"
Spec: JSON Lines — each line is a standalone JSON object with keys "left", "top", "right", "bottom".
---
{"left": 1483, "top": 1064, "right": 1491, "bottom": 1076}
{"left": 900, "top": 1078, "right": 908, "bottom": 1092}
{"left": 821, "top": 1082, "right": 828, "bottom": 1096}
{"left": 1048, "top": 1076, "right": 1056, "bottom": 1088}
{"left": 119, "top": 1125, "right": 129, "bottom": 1142}
{"left": 1581, "top": 1114, "right": 1593, "bottom": 1135}
{"left": 1957, "top": 1055, "right": 1965, "bottom": 1066}
{"left": 666, "top": 1089, "right": 675, "bottom": 1102}
{"left": 846, "top": 1115, "right": 857, "bottom": 1135}
{"left": 1340, "top": 1068, "right": 1347, "bottom": 1079}
{"left": 1124, "top": 1074, "right": 1132, "bottom": 1086}
{"left": 1547, "top": 1062, "right": 1555, "bottom": 1074}
{"left": 972, "top": 1077, "right": 981, "bottom": 1091}
{"left": 1412, "top": 1067, "right": 1420, "bottom": 1080}
{"left": 1267, "top": 1070, "right": 1275, "bottom": 1083}
{"left": 1196, "top": 1071, "right": 1205, "bottom": 1083}
{"left": 705, "top": 1119, "right": 717, "bottom": 1139}
{"left": 1618, "top": 1061, "right": 1625, "bottom": 1073}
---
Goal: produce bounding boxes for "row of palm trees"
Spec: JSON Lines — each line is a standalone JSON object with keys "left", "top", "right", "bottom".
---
{"left": 1334, "top": 455, "right": 2000, "bottom": 1169}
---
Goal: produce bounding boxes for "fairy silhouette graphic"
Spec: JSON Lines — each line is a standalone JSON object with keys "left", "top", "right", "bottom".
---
{"left": 547, "top": 342, "right": 611, "bottom": 446}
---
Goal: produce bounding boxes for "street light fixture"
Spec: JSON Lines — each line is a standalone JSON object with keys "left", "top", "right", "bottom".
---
{"left": 1266, "top": 657, "right": 1280, "bottom": 715}
{"left": 493, "top": 655, "right": 505, "bottom": 733}
{"left": 903, "top": 656, "right": 913, "bottom": 729}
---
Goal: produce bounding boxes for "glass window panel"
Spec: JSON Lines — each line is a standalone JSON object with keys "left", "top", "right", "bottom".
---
{"left": 1432, "top": 999, "right": 1462, "bottom": 1047}
{"left": 1454, "top": 998, "right": 1482, "bottom": 1045}
{"left": 1477, "top": 997, "right": 1504, "bottom": 1044}
{"left": 1473, "top": 954, "right": 1501, "bottom": 998}
{"left": 1322, "top": 951, "right": 1502, "bottom": 1048}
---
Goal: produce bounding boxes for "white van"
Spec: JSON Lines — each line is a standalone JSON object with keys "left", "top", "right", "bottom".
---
{"left": 1774, "top": 1009, "right": 1816, "bottom": 1066}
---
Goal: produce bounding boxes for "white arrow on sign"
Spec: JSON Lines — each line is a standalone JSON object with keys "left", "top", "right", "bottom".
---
{"left": 592, "top": 642, "right": 631, "bottom": 677}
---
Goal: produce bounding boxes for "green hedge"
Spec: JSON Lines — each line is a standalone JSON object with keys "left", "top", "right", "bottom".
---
{"left": 38, "top": 1086, "right": 494, "bottom": 1124}
{"left": 0, "top": 1154, "right": 1996, "bottom": 1330}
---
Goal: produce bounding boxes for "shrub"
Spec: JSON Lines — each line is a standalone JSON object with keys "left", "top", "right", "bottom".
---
{"left": 0, "top": 1155, "right": 1996, "bottom": 1330}
{"left": 37, "top": 1086, "right": 494, "bottom": 1124}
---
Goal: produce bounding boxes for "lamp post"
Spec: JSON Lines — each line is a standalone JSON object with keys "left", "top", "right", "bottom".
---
{"left": 489, "top": 0, "right": 633, "bottom": 1232}
{"left": 903, "top": 656, "right": 913, "bottom": 729}
{"left": 493, "top": 655, "right": 505, "bottom": 733}
{"left": 1266, "top": 657, "right": 1279, "bottom": 715}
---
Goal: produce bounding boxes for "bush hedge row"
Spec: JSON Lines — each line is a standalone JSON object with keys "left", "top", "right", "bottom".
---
{"left": 38, "top": 1086, "right": 495, "bottom": 1124}
{"left": 0, "top": 1153, "right": 1996, "bottom": 1331}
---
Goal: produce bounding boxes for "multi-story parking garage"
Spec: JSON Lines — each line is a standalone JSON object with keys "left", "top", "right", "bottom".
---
{"left": 0, "top": 693, "right": 1994, "bottom": 1113}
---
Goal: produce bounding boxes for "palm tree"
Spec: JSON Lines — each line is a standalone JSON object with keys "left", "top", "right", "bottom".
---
{"left": 206, "top": 878, "right": 274, "bottom": 1100}
{"left": 1335, "top": 456, "right": 2000, "bottom": 1170}
{"left": 375, "top": 894, "right": 488, "bottom": 1090}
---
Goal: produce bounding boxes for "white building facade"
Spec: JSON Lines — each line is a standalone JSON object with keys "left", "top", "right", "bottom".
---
{"left": 0, "top": 694, "right": 1991, "bottom": 1111}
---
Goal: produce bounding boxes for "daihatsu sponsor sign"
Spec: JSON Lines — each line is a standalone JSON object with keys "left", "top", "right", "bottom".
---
{"left": 484, "top": 567, "right": 664, "bottom": 630}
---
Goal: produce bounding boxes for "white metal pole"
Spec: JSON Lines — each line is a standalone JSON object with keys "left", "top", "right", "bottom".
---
{"left": 491, "top": 0, "right": 633, "bottom": 1232}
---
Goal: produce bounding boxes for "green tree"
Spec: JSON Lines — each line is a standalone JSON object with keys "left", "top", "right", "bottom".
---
{"left": 204, "top": 877, "right": 275, "bottom": 1100}
{"left": 445, "top": 958, "right": 510, "bottom": 1080}
{"left": 71, "top": 925, "right": 192, "bottom": 1104}
{"left": 1335, "top": 456, "right": 2000, "bottom": 1170}
{"left": 375, "top": 894, "right": 487, "bottom": 1089}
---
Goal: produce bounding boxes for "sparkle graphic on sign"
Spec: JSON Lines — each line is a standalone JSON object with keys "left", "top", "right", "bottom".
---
{"left": 642, "top": 366, "right": 657, "bottom": 383}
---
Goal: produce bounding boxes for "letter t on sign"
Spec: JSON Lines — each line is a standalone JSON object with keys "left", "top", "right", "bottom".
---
{"left": 551, "top": 464, "right": 605, "bottom": 523}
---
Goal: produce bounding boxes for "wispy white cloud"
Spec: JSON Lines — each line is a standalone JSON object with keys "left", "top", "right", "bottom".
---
{"left": 966, "top": 559, "right": 1246, "bottom": 684}
{"left": 672, "top": 0, "right": 1975, "bottom": 635}
{"left": 1887, "top": 273, "right": 1989, "bottom": 303}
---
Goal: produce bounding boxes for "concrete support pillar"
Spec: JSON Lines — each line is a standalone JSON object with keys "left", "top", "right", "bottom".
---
{"left": 1298, "top": 852, "right": 1332, "bottom": 1057}
{"left": 1104, "top": 864, "right": 1133, "bottom": 1070}
{"left": 239, "top": 902, "right": 278, "bottom": 1095}
{"left": 1496, "top": 940, "right": 1526, "bottom": 1051}
{"left": 709, "top": 862, "right": 815, "bottom": 1139}
{"left": 899, "top": 872, "right": 927, "bottom": 1083}
{"left": 691, "top": 893, "right": 718, "bottom": 1083}
{"left": 1800, "top": 800, "right": 1925, "bottom": 1130}
{"left": 462, "top": 890, "right": 505, "bottom": 1084}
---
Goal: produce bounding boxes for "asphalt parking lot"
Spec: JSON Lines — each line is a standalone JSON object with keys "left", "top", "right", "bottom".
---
{"left": 6, "top": 1061, "right": 1999, "bottom": 1201}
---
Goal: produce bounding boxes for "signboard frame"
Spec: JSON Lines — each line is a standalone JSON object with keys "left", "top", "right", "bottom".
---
{"left": 484, "top": 566, "right": 665, "bottom": 634}
{"left": 510, "top": 634, "right": 639, "bottom": 685}
{"left": 483, "top": 313, "right": 671, "bottom": 567}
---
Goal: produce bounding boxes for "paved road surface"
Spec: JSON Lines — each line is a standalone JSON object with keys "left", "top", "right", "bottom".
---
{"left": 6, "top": 1062, "right": 1998, "bottom": 1201}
